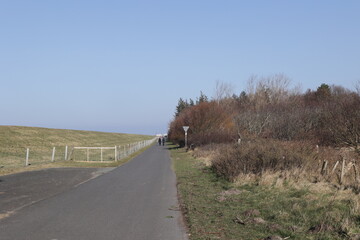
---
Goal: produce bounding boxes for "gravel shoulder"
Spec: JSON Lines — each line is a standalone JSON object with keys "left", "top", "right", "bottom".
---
{"left": 0, "top": 167, "right": 114, "bottom": 219}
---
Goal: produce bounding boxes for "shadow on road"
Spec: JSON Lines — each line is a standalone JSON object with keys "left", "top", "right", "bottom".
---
{"left": 163, "top": 143, "right": 181, "bottom": 150}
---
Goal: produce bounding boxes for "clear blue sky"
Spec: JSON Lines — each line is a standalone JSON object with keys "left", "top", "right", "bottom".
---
{"left": 1, "top": 1, "right": 359, "bottom": 135}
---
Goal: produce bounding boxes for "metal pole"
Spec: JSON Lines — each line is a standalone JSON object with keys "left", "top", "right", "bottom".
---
{"left": 183, "top": 126, "right": 189, "bottom": 148}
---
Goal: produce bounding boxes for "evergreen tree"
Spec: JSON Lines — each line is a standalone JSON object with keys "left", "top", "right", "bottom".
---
{"left": 316, "top": 83, "right": 331, "bottom": 100}
{"left": 175, "top": 98, "right": 188, "bottom": 117}
{"left": 189, "top": 98, "right": 195, "bottom": 106}
{"left": 239, "top": 91, "right": 249, "bottom": 103}
{"left": 196, "top": 91, "right": 208, "bottom": 104}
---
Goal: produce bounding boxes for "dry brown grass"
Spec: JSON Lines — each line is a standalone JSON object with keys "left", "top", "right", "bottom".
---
{"left": 191, "top": 143, "right": 227, "bottom": 166}
{"left": 194, "top": 139, "right": 360, "bottom": 194}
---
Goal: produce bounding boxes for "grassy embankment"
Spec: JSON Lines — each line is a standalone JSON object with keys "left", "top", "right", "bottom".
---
{"left": 0, "top": 126, "right": 154, "bottom": 175}
{"left": 171, "top": 146, "right": 360, "bottom": 240}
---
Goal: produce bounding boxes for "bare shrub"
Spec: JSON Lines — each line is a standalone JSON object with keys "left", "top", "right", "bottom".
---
{"left": 210, "top": 139, "right": 360, "bottom": 189}
{"left": 211, "top": 139, "right": 316, "bottom": 182}
{"left": 319, "top": 93, "right": 360, "bottom": 150}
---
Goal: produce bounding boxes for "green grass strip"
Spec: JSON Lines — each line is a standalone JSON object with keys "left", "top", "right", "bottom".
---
{"left": 170, "top": 146, "right": 360, "bottom": 240}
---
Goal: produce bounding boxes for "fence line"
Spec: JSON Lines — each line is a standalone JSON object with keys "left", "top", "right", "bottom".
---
{"left": 70, "top": 138, "right": 156, "bottom": 162}
{"left": 0, "top": 138, "right": 156, "bottom": 169}
{"left": 320, "top": 157, "right": 359, "bottom": 185}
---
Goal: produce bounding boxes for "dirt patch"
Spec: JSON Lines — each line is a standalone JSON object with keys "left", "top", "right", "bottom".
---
{"left": 0, "top": 211, "right": 14, "bottom": 220}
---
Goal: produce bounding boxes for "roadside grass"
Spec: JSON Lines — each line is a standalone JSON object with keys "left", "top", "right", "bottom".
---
{"left": 171, "top": 146, "right": 360, "bottom": 240}
{"left": 0, "top": 126, "right": 154, "bottom": 175}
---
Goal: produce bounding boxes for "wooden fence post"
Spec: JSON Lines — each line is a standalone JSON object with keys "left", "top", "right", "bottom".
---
{"left": 353, "top": 163, "right": 359, "bottom": 183}
{"left": 331, "top": 161, "right": 339, "bottom": 174}
{"left": 321, "top": 160, "right": 328, "bottom": 176}
{"left": 340, "top": 159, "right": 346, "bottom": 184}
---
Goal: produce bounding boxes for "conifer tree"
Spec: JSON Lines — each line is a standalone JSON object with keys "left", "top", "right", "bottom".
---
{"left": 175, "top": 98, "right": 188, "bottom": 117}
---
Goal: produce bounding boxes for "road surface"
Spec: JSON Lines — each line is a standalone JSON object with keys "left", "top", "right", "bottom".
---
{"left": 0, "top": 145, "right": 188, "bottom": 240}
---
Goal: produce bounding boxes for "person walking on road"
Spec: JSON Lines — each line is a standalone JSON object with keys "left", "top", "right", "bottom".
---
{"left": 158, "top": 137, "right": 162, "bottom": 146}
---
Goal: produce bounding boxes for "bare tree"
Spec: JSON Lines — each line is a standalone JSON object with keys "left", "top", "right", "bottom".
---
{"left": 234, "top": 106, "right": 271, "bottom": 141}
{"left": 355, "top": 80, "right": 360, "bottom": 95}
{"left": 213, "top": 80, "right": 235, "bottom": 103}
{"left": 246, "top": 73, "right": 291, "bottom": 105}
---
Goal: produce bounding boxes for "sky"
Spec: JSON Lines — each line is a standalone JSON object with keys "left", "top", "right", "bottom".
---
{"left": 0, "top": 1, "right": 359, "bottom": 135}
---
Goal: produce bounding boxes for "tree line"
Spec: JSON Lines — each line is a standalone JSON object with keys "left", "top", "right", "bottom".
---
{"left": 168, "top": 75, "right": 360, "bottom": 152}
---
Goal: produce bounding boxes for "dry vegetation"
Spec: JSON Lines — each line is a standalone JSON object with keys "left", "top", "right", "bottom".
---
{"left": 172, "top": 147, "right": 360, "bottom": 239}
{"left": 169, "top": 75, "right": 360, "bottom": 189}
{"left": 169, "top": 76, "right": 360, "bottom": 238}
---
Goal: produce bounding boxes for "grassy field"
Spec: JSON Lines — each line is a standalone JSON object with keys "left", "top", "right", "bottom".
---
{"left": 0, "top": 125, "right": 154, "bottom": 175}
{"left": 171, "top": 146, "right": 360, "bottom": 240}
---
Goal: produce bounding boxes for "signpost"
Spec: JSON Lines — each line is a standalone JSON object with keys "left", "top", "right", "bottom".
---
{"left": 183, "top": 126, "right": 189, "bottom": 148}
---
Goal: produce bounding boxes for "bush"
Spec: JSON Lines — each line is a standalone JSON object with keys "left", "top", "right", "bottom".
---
{"left": 168, "top": 101, "right": 236, "bottom": 146}
{"left": 211, "top": 139, "right": 316, "bottom": 182}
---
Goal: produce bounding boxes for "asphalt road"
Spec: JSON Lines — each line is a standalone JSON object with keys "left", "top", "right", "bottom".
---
{"left": 0, "top": 145, "right": 188, "bottom": 240}
{"left": 0, "top": 167, "right": 112, "bottom": 218}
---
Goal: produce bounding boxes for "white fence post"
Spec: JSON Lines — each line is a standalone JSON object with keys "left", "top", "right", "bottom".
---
{"left": 51, "top": 147, "right": 56, "bottom": 162}
{"left": 101, "top": 147, "right": 103, "bottom": 162}
{"left": 25, "top": 148, "right": 29, "bottom": 166}
{"left": 70, "top": 138, "right": 156, "bottom": 163}
{"left": 65, "top": 146, "right": 68, "bottom": 160}
{"left": 115, "top": 146, "right": 117, "bottom": 161}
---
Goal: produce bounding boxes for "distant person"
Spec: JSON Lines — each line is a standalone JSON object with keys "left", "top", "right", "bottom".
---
{"left": 158, "top": 137, "right": 162, "bottom": 146}
{"left": 161, "top": 137, "right": 165, "bottom": 146}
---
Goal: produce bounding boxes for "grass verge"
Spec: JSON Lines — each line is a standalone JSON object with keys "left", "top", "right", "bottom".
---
{"left": 171, "top": 146, "right": 360, "bottom": 240}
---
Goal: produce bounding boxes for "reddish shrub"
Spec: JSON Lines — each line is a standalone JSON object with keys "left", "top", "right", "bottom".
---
{"left": 168, "top": 101, "right": 236, "bottom": 146}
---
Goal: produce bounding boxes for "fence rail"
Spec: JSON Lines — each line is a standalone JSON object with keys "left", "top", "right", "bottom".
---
{"left": 0, "top": 138, "right": 156, "bottom": 170}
